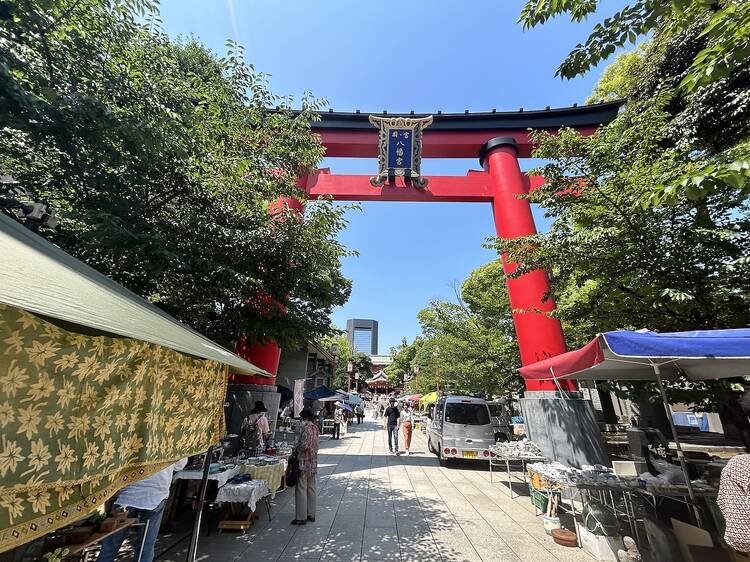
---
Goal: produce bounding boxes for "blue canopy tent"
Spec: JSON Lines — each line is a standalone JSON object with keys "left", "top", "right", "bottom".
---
{"left": 304, "top": 385, "right": 338, "bottom": 401}
{"left": 304, "top": 385, "right": 348, "bottom": 402}
{"left": 336, "top": 401, "right": 354, "bottom": 412}
{"left": 520, "top": 328, "right": 750, "bottom": 526}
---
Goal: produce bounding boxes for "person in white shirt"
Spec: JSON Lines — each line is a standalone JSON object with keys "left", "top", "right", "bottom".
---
{"left": 96, "top": 458, "right": 187, "bottom": 562}
{"left": 402, "top": 404, "right": 415, "bottom": 455}
{"left": 332, "top": 407, "right": 344, "bottom": 440}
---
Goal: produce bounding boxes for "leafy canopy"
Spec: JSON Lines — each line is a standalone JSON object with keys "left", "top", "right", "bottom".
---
{"left": 518, "top": 0, "right": 750, "bottom": 93}
{"left": 0, "top": 0, "right": 354, "bottom": 349}
{"left": 392, "top": 261, "right": 523, "bottom": 398}
{"left": 518, "top": 0, "right": 750, "bottom": 202}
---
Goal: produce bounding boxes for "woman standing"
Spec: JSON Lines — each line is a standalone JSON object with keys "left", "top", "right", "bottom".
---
{"left": 332, "top": 406, "right": 344, "bottom": 439}
{"left": 402, "top": 404, "right": 414, "bottom": 455}
{"left": 292, "top": 408, "right": 320, "bottom": 525}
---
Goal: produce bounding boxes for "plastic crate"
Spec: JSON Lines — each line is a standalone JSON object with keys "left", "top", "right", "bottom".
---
{"left": 529, "top": 486, "right": 549, "bottom": 511}
{"left": 529, "top": 486, "right": 562, "bottom": 514}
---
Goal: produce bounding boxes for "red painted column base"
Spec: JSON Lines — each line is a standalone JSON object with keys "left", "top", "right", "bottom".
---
{"left": 231, "top": 340, "right": 280, "bottom": 385}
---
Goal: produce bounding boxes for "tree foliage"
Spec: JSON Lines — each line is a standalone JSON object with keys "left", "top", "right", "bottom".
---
{"left": 385, "top": 338, "right": 418, "bottom": 389}
{"left": 350, "top": 353, "right": 373, "bottom": 382}
{"left": 394, "top": 261, "right": 523, "bottom": 398}
{"left": 0, "top": 0, "right": 353, "bottom": 350}
{"left": 518, "top": 0, "right": 750, "bottom": 201}
{"left": 492, "top": 71, "right": 750, "bottom": 410}
{"left": 319, "top": 331, "right": 351, "bottom": 390}
{"left": 518, "top": 0, "right": 749, "bottom": 91}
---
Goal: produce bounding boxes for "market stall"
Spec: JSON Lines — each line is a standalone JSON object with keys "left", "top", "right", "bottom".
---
{"left": 519, "top": 328, "right": 750, "bottom": 559}
{"left": 520, "top": 328, "right": 750, "bottom": 527}
{"left": 0, "top": 213, "right": 270, "bottom": 558}
{"left": 419, "top": 391, "right": 439, "bottom": 407}
{"left": 489, "top": 440, "right": 547, "bottom": 498}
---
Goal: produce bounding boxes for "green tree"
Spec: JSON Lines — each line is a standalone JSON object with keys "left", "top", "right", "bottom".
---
{"left": 493, "top": 98, "right": 750, "bottom": 411}
{"left": 385, "top": 338, "right": 419, "bottom": 389}
{"left": 518, "top": 0, "right": 749, "bottom": 91}
{"left": 0, "top": 0, "right": 354, "bottom": 350}
{"left": 518, "top": 0, "right": 750, "bottom": 201}
{"left": 392, "top": 261, "right": 523, "bottom": 397}
{"left": 350, "top": 353, "right": 373, "bottom": 383}
{"left": 320, "top": 331, "right": 351, "bottom": 390}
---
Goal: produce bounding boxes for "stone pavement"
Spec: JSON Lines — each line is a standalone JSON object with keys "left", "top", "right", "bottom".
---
{"left": 158, "top": 418, "right": 593, "bottom": 562}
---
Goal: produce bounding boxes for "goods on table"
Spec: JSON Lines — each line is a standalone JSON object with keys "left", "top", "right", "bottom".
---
{"left": 491, "top": 438, "right": 543, "bottom": 458}
{"left": 528, "top": 462, "right": 614, "bottom": 486}
{"left": 527, "top": 461, "right": 716, "bottom": 495}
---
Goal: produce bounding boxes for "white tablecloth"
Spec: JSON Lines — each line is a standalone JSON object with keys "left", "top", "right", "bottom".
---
{"left": 172, "top": 466, "right": 241, "bottom": 488}
{"left": 215, "top": 479, "right": 270, "bottom": 512}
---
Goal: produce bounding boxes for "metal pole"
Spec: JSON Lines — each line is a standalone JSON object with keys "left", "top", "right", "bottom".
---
{"left": 653, "top": 365, "right": 703, "bottom": 527}
{"left": 186, "top": 445, "right": 214, "bottom": 562}
{"left": 136, "top": 519, "right": 149, "bottom": 562}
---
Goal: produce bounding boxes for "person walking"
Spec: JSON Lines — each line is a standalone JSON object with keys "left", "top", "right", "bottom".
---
{"left": 332, "top": 406, "right": 343, "bottom": 440}
{"left": 355, "top": 403, "right": 364, "bottom": 424}
{"left": 96, "top": 459, "right": 187, "bottom": 562}
{"left": 384, "top": 398, "right": 401, "bottom": 454}
{"left": 292, "top": 408, "right": 320, "bottom": 525}
{"left": 402, "top": 403, "right": 414, "bottom": 455}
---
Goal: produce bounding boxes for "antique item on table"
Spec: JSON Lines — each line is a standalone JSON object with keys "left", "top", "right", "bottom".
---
{"left": 63, "top": 526, "right": 95, "bottom": 545}
{"left": 492, "top": 438, "right": 543, "bottom": 458}
{"left": 96, "top": 518, "right": 120, "bottom": 533}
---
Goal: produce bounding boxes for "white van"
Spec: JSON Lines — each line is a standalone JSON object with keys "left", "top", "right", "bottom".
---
{"left": 427, "top": 396, "right": 496, "bottom": 464}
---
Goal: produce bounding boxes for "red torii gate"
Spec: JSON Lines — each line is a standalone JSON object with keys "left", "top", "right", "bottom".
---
{"left": 245, "top": 102, "right": 621, "bottom": 392}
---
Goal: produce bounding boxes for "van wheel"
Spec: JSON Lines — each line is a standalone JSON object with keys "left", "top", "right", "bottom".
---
{"left": 428, "top": 437, "right": 437, "bottom": 455}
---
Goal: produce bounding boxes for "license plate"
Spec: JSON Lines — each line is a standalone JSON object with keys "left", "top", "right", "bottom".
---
{"left": 462, "top": 451, "right": 477, "bottom": 459}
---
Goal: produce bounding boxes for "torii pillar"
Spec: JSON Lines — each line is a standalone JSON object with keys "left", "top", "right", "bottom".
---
{"left": 480, "top": 137, "right": 575, "bottom": 391}
{"left": 481, "top": 136, "right": 607, "bottom": 467}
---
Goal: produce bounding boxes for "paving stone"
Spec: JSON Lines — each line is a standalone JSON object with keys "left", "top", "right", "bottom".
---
{"left": 162, "top": 420, "right": 596, "bottom": 562}
{"left": 361, "top": 527, "right": 400, "bottom": 561}
{"left": 320, "top": 538, "right": 362, "bottom": 562}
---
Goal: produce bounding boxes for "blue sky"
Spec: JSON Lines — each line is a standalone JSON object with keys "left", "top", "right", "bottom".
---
{"left": 158, "top": 0, "right": 625, "bottom": 353}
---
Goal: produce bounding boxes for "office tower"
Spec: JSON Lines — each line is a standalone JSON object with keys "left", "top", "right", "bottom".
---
{"left": 346, "top": 319, "right": 378, "bottom": 355}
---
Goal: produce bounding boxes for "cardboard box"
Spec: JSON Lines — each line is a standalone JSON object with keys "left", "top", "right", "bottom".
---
{"left": 612, "top": 460, "right": 647, "bottom": 477}
{"left": 576, "top": 523, "right": 623, "bottom": 562}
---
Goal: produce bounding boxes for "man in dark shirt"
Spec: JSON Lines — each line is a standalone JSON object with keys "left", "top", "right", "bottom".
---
{"left": 384, "top": 399, "right": 401, "bottom": 454}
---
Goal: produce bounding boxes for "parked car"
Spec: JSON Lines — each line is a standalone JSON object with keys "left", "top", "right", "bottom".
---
{"left": 427, "top": 396, "right": 497, "bottom": 465}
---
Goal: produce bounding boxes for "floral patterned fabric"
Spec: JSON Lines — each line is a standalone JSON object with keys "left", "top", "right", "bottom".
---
{"left": 0, "top": 305, "right": 227, "bottom": 552}
{"left": 718, "top": 454, "right": 750, "bottom": 553}
{"left": 294, "top": 422, "right": 319, "bottom": 477}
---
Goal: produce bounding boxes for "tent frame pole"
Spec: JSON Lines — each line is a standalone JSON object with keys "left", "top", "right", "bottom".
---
{"left": 653, "top": 365, "right": 703, "bottom": 527}
{"left": 186, "top": 445, "right": 214, "bottom": 562}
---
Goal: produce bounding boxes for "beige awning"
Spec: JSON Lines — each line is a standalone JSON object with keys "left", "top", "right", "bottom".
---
{"left": 0, "top": 213, "right": 270, "bottom": 377}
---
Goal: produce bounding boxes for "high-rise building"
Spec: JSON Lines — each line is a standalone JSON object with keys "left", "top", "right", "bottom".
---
{"left": 346, "top": 319, "right": 378, "bottom": 355}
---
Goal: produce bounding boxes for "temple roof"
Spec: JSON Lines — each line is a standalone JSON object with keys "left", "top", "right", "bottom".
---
{"left": 307, "top": 101, "right": 623, "bottom": 131}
